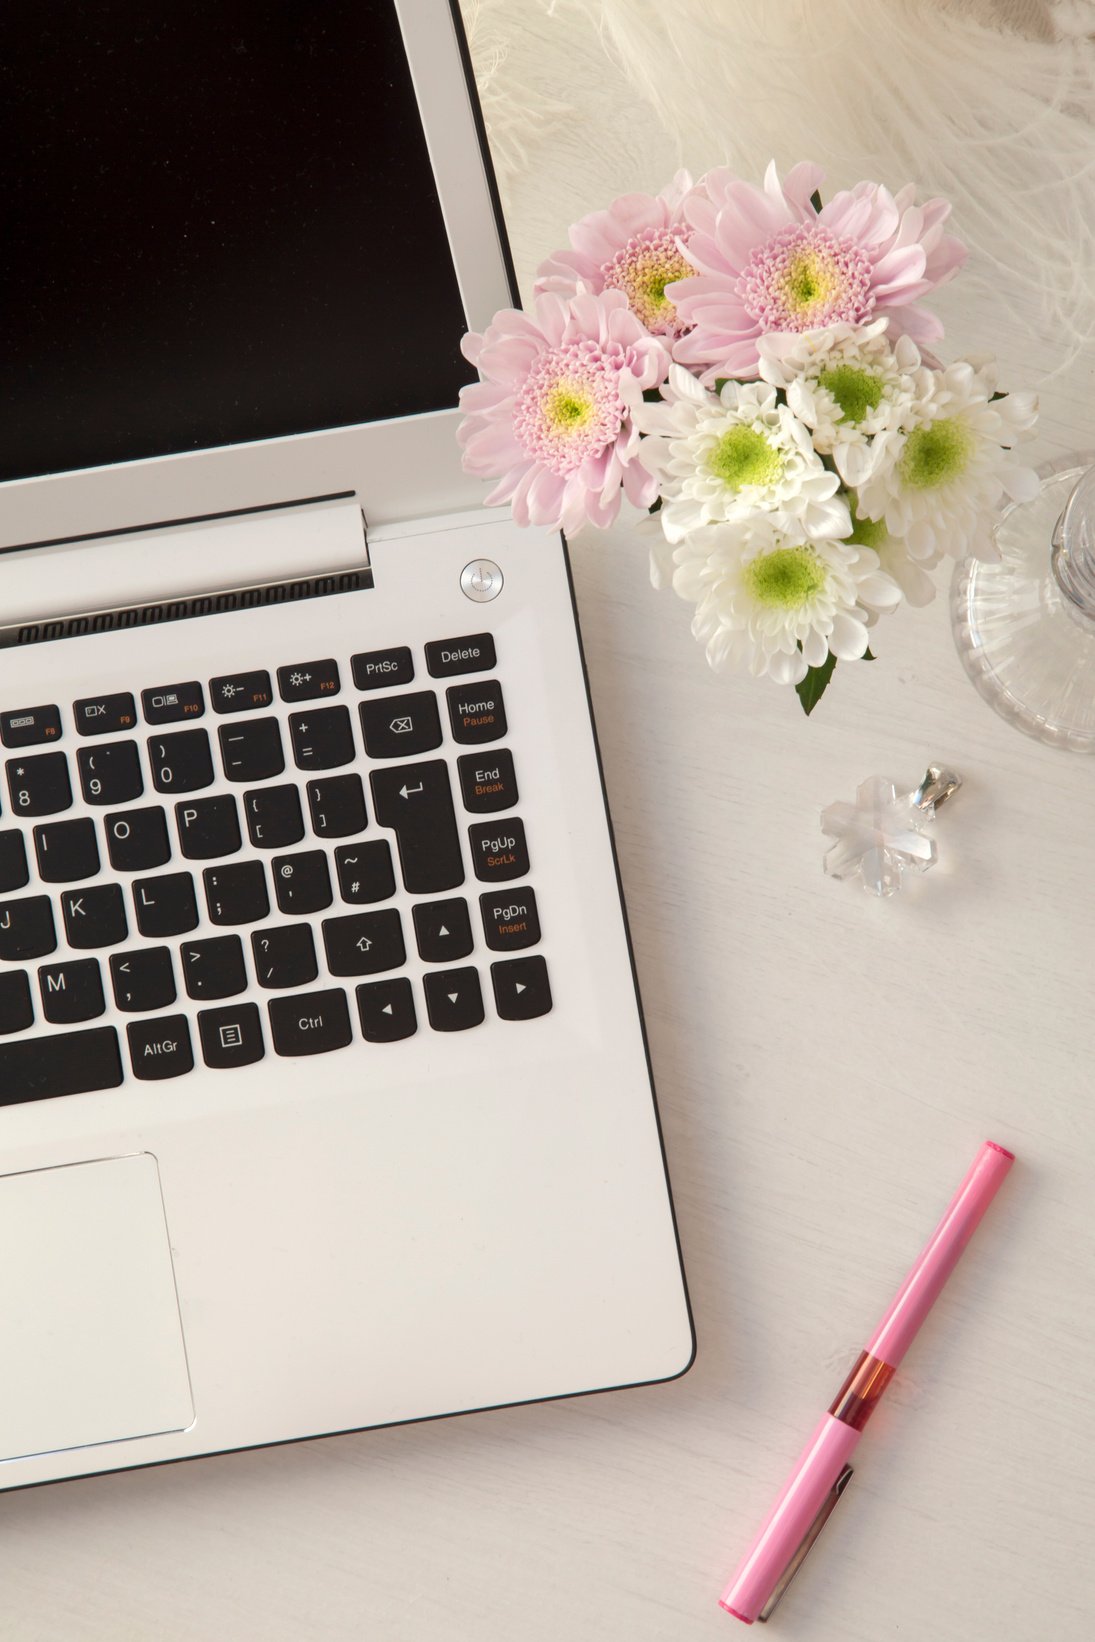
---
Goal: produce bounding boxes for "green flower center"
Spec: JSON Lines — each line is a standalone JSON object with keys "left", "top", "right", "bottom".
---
{"left": 745, "top": 545, "right": 827, "bottom": 610}
{"left": 899, "top": 417, "right": 973, "bottom": 490}
{"left": 544, "top": 382, "right": 594, "bottom": 432}
{"left": 709, "top": 425, "right": 784, "bottom": 491}
{"left": 817, "top": 364, "right": 883, "bottom": 425}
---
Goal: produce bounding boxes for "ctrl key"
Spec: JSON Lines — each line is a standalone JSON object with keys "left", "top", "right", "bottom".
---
{"left": 269, "top": 988, "right": 352, "bottom": 1057}
{"left": 127, "top": 1015, "right": 194, "bottom": 1081}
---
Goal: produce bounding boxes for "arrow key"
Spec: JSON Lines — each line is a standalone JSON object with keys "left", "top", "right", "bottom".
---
{"left": 412, "top": 897, "right": 473, "bottom": 963}
{"left": 491, "top": 955, "right": 552, "bottom": 1022}
{"left": 356, "top": 976, "right": 417, "bottom": 1043}
{"left": 321, "top": 908, "right": 405, "bottom": 977}
{"left": 423, "top": 966, "right": 484, "bottom": 1033}
{"left": 110, "top": 947, "right": 177, "bottom": 1012}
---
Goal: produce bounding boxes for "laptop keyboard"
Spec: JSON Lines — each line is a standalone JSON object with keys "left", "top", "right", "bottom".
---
{"left": 0, "top": 632, "right": 550, "bottom": 1104}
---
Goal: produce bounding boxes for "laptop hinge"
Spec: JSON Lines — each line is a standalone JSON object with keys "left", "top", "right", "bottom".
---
{"left": 0, "top": 497, "right": 373, "bottom": 650}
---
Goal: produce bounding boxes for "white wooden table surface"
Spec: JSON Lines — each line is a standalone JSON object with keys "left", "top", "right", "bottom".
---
{"left": 4, "top": 5, "right": 1093, "bottom": 1638}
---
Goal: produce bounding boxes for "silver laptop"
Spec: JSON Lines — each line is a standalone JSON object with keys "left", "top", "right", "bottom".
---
{"left": 0, "top": 0, "right": 692, "bottom": 1489}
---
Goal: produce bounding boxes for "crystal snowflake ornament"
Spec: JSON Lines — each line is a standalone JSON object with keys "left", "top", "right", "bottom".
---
{"left": 821, "top": 766, "right": 962, "bottom": 896}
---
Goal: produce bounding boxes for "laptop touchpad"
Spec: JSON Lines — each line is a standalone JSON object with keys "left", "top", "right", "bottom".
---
{"left": 0, "top": 1154, "right": 193, "bottom": 1463}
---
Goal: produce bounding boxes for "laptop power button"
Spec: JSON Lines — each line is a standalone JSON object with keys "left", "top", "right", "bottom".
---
{"left": 460, "top": 560, "right": 504, "bottom": 602}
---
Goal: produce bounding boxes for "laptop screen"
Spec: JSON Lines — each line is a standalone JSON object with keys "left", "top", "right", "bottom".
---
{"left": 1, "top": 3, "right": 474, "bottom": 485}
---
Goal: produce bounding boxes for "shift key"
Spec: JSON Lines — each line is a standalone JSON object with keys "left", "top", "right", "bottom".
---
{"left": 370, "top": 760, "right": 464, "bottom": 894}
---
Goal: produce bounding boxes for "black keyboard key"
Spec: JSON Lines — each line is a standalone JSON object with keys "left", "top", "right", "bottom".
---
{"left": 447, "top": 680, "right": 507, "bottom": 746}
{"left": 0, "top": 970, "right": 33, "bottom": 1035}
{"left": 77, "top": 740, "right": 143, "bottom": 805}
{"left": 142, "top": 681, "right": 205, "bottom": 725}
{"left": 128, "top": 1014, "right": 194, "bottom": 1080}
{"left": 269, "top": 988, "right": 352, "bottom": 1056}
{"left": 0, "top": 895, "right": 56, "bottom": 960}
{"left": 105, "top": 806, "right": 172, "bottom": 872}
{"left": 218, "top": 717, "right": 284, "bottom": 783}
{"left": 423, "top": 967, "right": 484, "bottom": 1033}
{"left": 211, "top": 670, "right": 273, "bottom": 714}
{"left": 149, "top": 729, "right": 214, "bottom": 794}
{"left": 33, "top": 818, "right": 100, "bottom": 883}
{"left": 351, "top": 647, "right": 414, "bottom": 691}
{"left": 176, "top": 795, "right": 242, "bottom": 860}
{"left": 457, "top": 749, "right": 519, "bottom": 815}
{"left": 277, "top": 659, "right": 341, "bottom": 702}
{"left": 39, "top": 958, "right": 105, "bottom": 1025}
{"left": 252, "top": 923, "right": 318, "bottom": 990}
{"left": 74, "top": 691, "right": 137, "bottom": 737}
{"left": 413, "top": 898, "right": 473, "bottom": 963}
{"left": 134, "top": 871, "right": 199, "bottom": 937}
{"left": 272, "top": 850, "right": 331, "bottom": 915}
{"left": 110, "top": 947, "right": 176, "bottom": 1012}
{"left": 0, "top": 705, "right": 62, "bottom": 748}
{"left": 334, "top": 840, "right": 395, "bottom": 904}
{"left": 182, "top": 934, "right": 248, "bottom": 1000}
{"left": 469, "top": 818, "right": 529, "bottom": 883}
{"left": 321, "top": 909, "right": 405, "bottom": 977}
{"left": 491, "top": 955, "right": 553, "bottom": 1021}
{"left": 425, "top": 633, "right": 497, "bottom": 678}
{"left": 63, "top": 884, "right": 128, "bottom": 949}
{"left": 370, "top": 760, "right": 464, "bottom": 895}
{"left": 0, "top": 830, "right": 29, "bottom": 893}
{"left": 307, "top": 774, "right": 366, "bottom": 839}
{"left": 198, "top": 1002, "right": 265, "bottom": 1069}
{"left": 359, "top": 691, "right": 442, "bottom": 760}
{"left": 204, "top": 861, "right": 269, "bottom": 925}
{"left": 7, "top": 751, "right": 72, "bottom": 817}
{"left": 289, "top": 705, "right": 354, "bottom": 771}
{"left": 480, "top": 887, "right": 541, "bottom": 952}
{"left": 245, "top": 784, "right": 305, "bottom": 849}
{"left": 356, "top": 977, "right": 417, "bottom": 1043}
{"left": 0, "top": 1025, "right": 122, "bottom": 1105}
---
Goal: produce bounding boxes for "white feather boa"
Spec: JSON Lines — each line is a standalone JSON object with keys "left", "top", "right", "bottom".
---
{"left": 465, "top": 0, "right": 1095, "bottom": 360}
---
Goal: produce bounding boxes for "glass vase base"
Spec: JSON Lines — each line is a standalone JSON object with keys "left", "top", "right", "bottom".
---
{"left": 951, "top": 466, "right": 1095, "bottom": 752}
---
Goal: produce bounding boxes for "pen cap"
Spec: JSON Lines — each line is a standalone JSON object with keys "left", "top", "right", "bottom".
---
{"left": 720, "top": 1413, "right": 862, "bottom": 1624}
{"left": 866, "top": 1140, "right": 1014, "bottom": 1369}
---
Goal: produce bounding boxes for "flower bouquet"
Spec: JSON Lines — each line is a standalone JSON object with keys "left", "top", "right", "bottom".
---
{"left": 457, "top": 162, "right": 1039, "bottom": 712}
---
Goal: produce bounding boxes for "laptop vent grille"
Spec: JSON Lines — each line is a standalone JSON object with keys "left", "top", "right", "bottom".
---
{"left": 7, "top": 568, "right": 373, "bottom": 650}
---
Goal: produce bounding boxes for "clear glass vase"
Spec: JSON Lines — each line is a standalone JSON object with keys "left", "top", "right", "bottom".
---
{"left": 951, "top": 457, "right": 1095, "bottom": 750}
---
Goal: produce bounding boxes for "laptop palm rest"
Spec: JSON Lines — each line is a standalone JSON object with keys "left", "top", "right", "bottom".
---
{"left": 0, "top": 1154, "right": 193, "bottom": 1464}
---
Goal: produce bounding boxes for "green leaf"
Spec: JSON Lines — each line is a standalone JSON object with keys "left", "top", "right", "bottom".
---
{"left": 863, "top": 646, "right": 875, "bottom": 660}
{"left": 713, "top": 377, "right": 731, "bottom": 395}
{"left": 795, "top": 652, "right": 838, "bottom": 715}
{"left": 810, "top": 189, "right": 823, "bottom": 212}
{"left": 648, "top": 495, "right": 663, "bottom": 515}
{"left": 642, "top": 386, "right": 664, "bottom": 403}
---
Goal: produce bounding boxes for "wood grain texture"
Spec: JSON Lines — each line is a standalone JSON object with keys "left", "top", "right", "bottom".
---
{"left": 3, "top": 5, "right": 1093, "bottom": 1638}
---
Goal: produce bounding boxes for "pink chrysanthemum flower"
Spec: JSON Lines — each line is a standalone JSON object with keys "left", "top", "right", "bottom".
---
{"left": 458, "top": 289, "right": 670, "bottom": 534}
{"left": 535, "top": 172, "right": 696, "bottom": 339}
{"left": 670, "top": 161, "right": 967, "bottom": 383}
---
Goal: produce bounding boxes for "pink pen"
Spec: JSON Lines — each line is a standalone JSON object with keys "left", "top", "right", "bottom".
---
{"left": 720, "top": 1139, "right": 1015, "bottom": 1624}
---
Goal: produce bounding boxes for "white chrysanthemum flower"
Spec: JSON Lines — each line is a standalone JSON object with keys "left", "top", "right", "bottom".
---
{"left": 844, "top": 500, "right": 938, "bottom": 608}
{"left": 855, "top": 358, "right": 1039, "bottom": 562}
{"left": 663, "top": 517, "right": 902, "bottom": 685}
{"left": 636, "top": 364, "right": 851, "bottom": 544}
{"left": 757, "top": 319, "right": 924, "bottom": 488}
